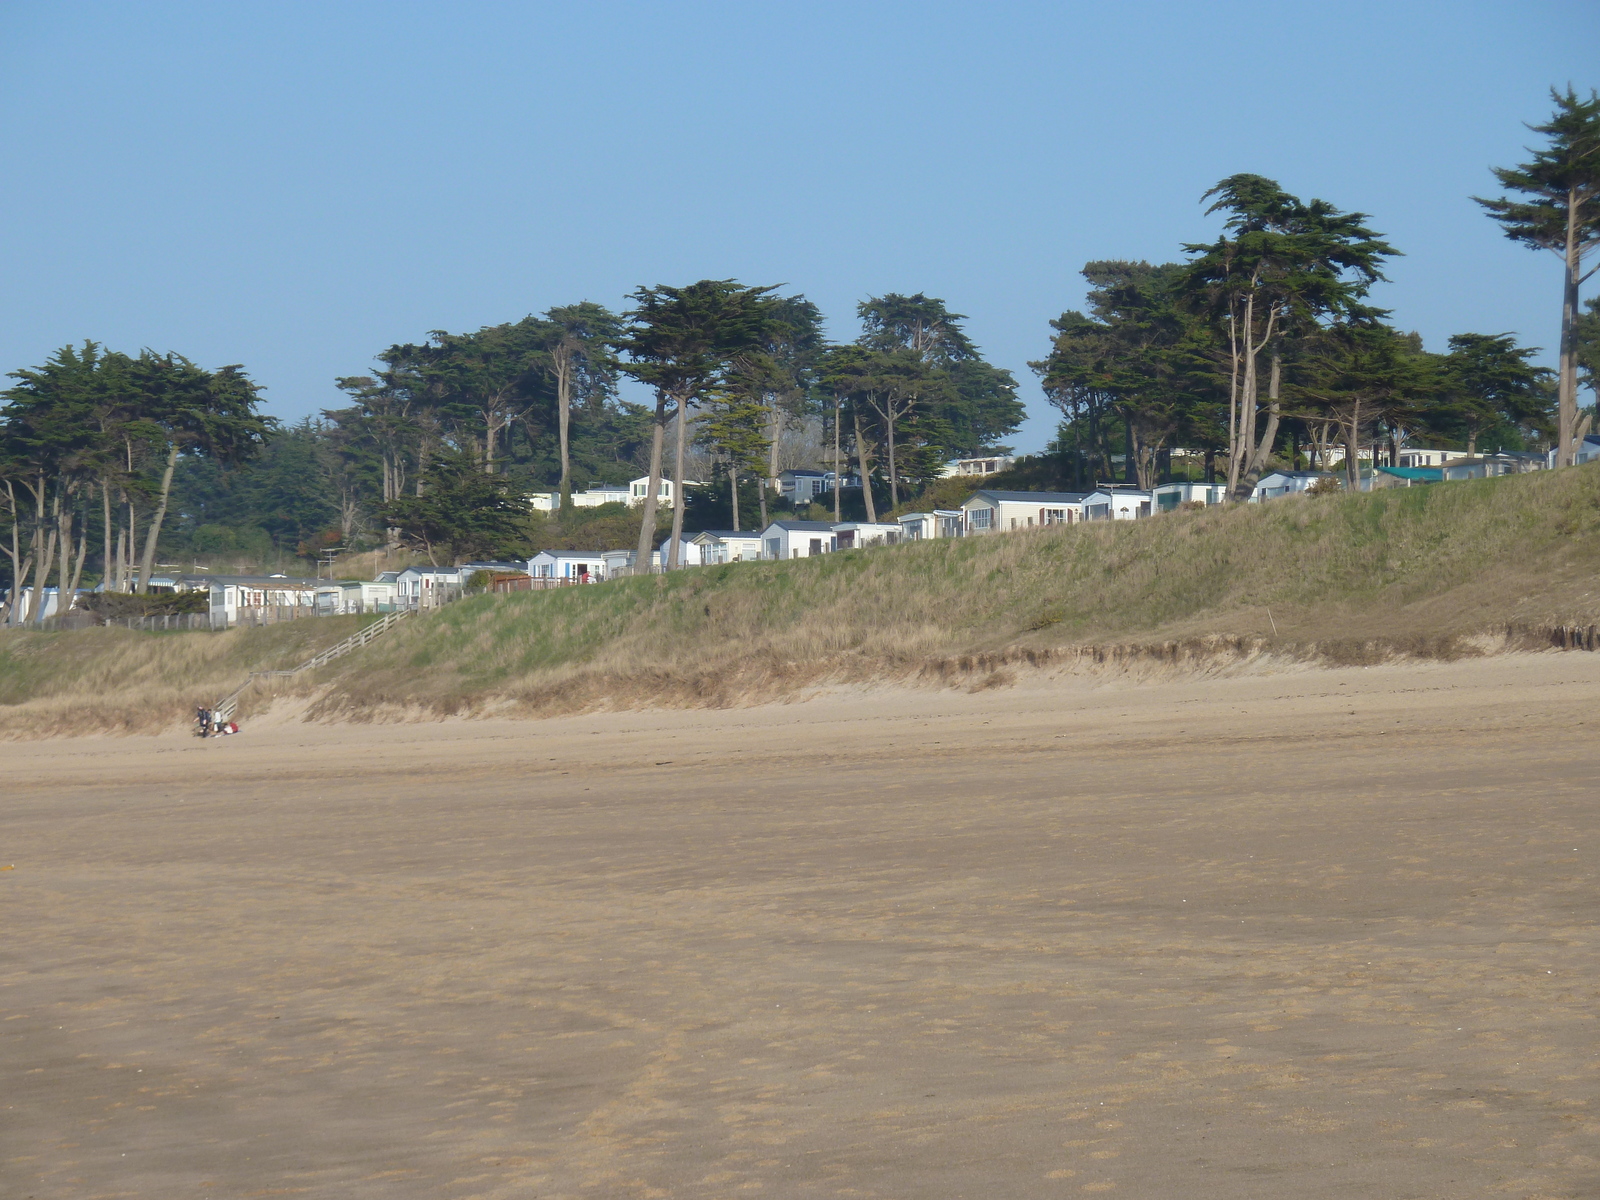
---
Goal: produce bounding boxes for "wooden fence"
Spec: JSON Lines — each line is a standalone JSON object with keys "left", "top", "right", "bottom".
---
{"left": 23, "top": 612, "right": 212, "bottom": 632}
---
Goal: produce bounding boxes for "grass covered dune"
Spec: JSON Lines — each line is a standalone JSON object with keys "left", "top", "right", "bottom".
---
{"left": 315, "top": 465, "right": 1600, "bottom": 719}
{"left": 6, "top": 465, "right": 1600, "bottom": 734}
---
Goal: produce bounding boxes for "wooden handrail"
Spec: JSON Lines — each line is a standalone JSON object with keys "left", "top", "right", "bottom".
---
{"left": 212, "top": 610, "right": 411, "bottom": 723}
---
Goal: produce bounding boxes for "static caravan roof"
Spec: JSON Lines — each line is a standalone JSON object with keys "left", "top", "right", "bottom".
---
{"left": 204, "top": 574, "right": 323, "bottom": 587}
{"left": 967, "top": 490, "right": 1092, "bottom": 504}
{"left": 761, "top": 520, "right": 837, "bottom": 532}
{"left": 693, "top": 530, "right": 764, "bottom": 541}
{"left": 1376, "top": 466, "right": 1443, "bottom": 481}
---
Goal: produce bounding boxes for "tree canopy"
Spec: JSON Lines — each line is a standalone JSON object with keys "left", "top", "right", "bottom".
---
{"left": 1, "top": 343, "right": 272, "bottom": 619}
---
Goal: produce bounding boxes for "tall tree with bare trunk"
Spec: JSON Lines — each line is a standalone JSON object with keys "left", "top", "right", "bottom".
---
{"left": 124, "top": 353, "right": 272, "bottom": 592}
{"left": 1, "top": 343, "right": 100, "bottom": 620}
{"left": 1477, "top": 88, "right": 1600, "bottom": 468}
{"left": 543, "top": 302, "right": 621, "bottom": 512}
{"left": 617, "top": 281, "right": 777, "bottom": 570}
{"left": 1183, "top": 175, "right": 1396, "bottom": 499}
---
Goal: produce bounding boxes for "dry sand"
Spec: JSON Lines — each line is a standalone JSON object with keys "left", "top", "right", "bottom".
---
{"left": 3, "top": 653, "right": 1598, "bottom": 1199}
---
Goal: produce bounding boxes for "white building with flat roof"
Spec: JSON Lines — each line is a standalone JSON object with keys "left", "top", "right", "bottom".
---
{"left": 1083, "top": 488, "right": 1151, "bottom": 520}
{"left": 897, "top": 510, "right": 964, "bottom": 540}
{"left": 759, "top": 520, "right": 835, "bottom": 560}
{"left": 831, "top": 522, "right": 901, "bottom": 549}
{"left": 629, "top": 476, "right": 703, "bottom": 508}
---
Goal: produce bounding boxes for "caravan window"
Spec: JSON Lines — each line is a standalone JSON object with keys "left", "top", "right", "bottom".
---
{"left": 969, "top": 508, "right": 992, "bottom": 530}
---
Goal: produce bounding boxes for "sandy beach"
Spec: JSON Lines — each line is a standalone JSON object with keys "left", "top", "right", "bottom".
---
{"left": 3, "top": 652, "right": 1598, "bottom": 1199}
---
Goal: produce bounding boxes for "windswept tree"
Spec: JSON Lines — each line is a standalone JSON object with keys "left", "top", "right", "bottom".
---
{"left": 543, "top": 302, "right": 621, "bottom": 509}
{"left": 1, "top": 342, "right": 105, "bottom": 620}
{"left": 378, "top": 446, "right": 527, "bottom": 565}
{"left": 335, "top": 341, "right": 447, "bottom": 507}
{"left": 857, "top": 349, "right": 944, "bottom": 510}
{"left": 817, "top": 345, "right": 884, "bottom": 522}
{"left": 1476, "top": 87, "right": 1600, "bottom": 467}
{"left": 125, "top": 354, "right": 272, "bottom": 591}
{"left": 1183, "top": 175, "right": 1397, "bottom": 499}
{"left": 1033, "top": 262, "right": 1215, "bottom": 489}
{"left": 1033, "top": 311, "right": 1118, "bottom": 488}
{"left": 937, "top": 357, "right": 1024, "bottom": 459}
{"left": 1291, "top": 318, "right": 1436, "bottom": 489}
{"left": 1, "top": 344, "right": 271, "bottom": 615}
{"left": 616, "top": 280, "right": 777, "bottom": 569}
{"left": 698, "top": 379, "right": 771, "bottom": 531}
{"left": 1437, "top": 333, "right": 1554, "bottom": 454}
{"left": 424, "top": 319, "right": 552, "bottom": 473}
{"left": 815, "top": 344, "right": 862, "bottom": 522}
{"left": 756, "top": 296, "right": 825, "bottom": 490}
{"left": 858, "top": 293, "right": 978, "bottom": 363}
{"left": 858, "top": 292, "right": 1022, "bottom": 463}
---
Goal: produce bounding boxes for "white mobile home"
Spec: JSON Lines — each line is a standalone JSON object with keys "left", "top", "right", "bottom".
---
{"left": 1442, "top": 452, "right": 1545, "bottom": 479}
{"left": 692, "top": 530, "right": 765, "bottom": 564}
{"left": 629, "top": 476, "right": 703, "bottom": 508}
{"left": 1568, "top": 436, "right": 1600, "bottom": 466}
{"left": 1393, "top": 447, "right": 1456, "bottom": 468}
{"left": 960, "top": 490, "right": 1093, "bottom": 534}
{"left": 314, "top": 582, "right": 360, "bottom": 616}
{"left": 945, "top": 455, "right": 1015, "bottom": 477}
{"left": 207, "top": 575, "right": 323, "bottom": 627}
{"left": 3, "top": 586, "right": 80, "bottom": 623}
{"left": 779, "top": 469, "right": 831, "bottom": 505}
{"left": 527, "top": 551, "right": 603, "bottom": 581}
{"left": 570, "top": 483, "right": 631, "bottom": 509}
{"left": 356, "top": 579, "right": 399, "bottom": 611}
{"left": 314, "top": 580, "right": 399, "bottom": 615}
{"left": 831, "top": 521, "right": 901, "bottom": 549}
{"left": 1250, "top": 471, "right": 1335, "bottom": 501}
{"left": 897, "top": 510, "right": 964, "bottom": 540}
{"left": 1152, "top": 482, "right": 1227, "bottom": 512}
{"left": 759, "top": 520, "right": 835, "bottom": 560}
{"left": 1083, "top": 488, "right": 1152, "bottom": 520}
{"left": 599, "top": 548, "right": 662, "bottom": 577}
{"left": 658, "top": 535, "right": 705, "bottom": 567}
{"left": 395, "top": 566, "right": 467, "bottom": 609}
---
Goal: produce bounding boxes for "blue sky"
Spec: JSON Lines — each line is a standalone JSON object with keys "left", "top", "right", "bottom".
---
{"left": 2, "top": 1, "right": 1595, "bottom": 453}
